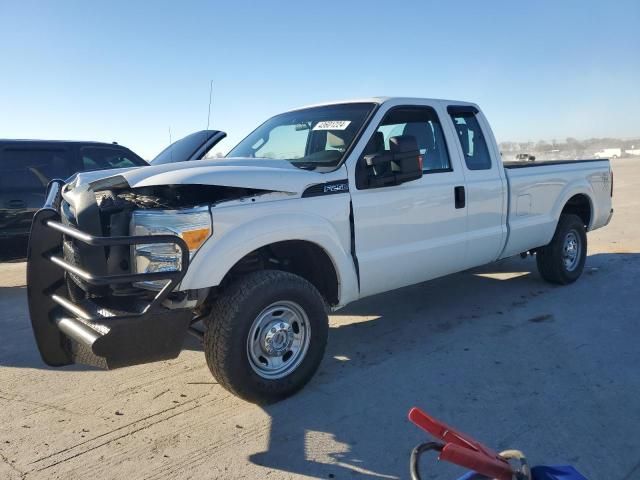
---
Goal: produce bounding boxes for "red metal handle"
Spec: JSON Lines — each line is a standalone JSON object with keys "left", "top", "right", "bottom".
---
{"left": 408, "top": 407, "right": 514, "bottom": 480}
{"left": 409, "top": 408, "right": 499, "bottom": 457}
{"left": 440, "top": 444, "right": 514, "bottom": 480}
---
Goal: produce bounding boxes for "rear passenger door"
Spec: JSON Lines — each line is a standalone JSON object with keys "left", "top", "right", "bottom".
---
{"left": 350, "top": 104, "right": 469, "bottom": 298}
{"left": 0, "top": 144, "right": 74, "bottom": 206}
{"left": 0, "top": 144, "right": 74, "bottom": 235}
{"left": 446, "top": 106, "right": 507, "bottom": 267}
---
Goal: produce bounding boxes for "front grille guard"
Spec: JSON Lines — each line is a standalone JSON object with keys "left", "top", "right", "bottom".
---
{"left": 47, "top": 217, "right": 189, "bottom": 315}
{"left": 27, "top": 179, "right": 193, "bottom": 369}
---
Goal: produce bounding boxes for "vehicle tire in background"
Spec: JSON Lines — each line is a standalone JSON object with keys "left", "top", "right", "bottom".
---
{"left": 536, "top": 214, "right": 587, "bottom": 285}
{"left": 204, "top": 270, "right": 328, "bottom": 404}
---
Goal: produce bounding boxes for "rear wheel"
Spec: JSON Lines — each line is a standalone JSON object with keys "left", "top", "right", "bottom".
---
{"left": 536, "top": 214, "right": 587, "bottom": 284}
{"left": 204, "top": 270, "right": 328, "bottom": 404}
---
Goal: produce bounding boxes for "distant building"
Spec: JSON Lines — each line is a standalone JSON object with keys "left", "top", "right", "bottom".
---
{"left": 594, "top": 148, "right": 621, "bottom": 159}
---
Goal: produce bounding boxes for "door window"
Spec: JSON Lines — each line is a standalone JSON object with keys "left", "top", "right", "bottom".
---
{"left": 448, "top": 110, "right": 492, "bottom": 170}
{"left": 0, "top": 148, "right": 71, "bottom": 191}
{"left": 364, "top": 107, "right": 451, "bottom": 173}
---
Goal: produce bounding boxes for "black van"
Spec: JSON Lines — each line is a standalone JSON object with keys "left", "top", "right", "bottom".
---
{"left": 0, "top": 140, "right": 147, "bottom": 241}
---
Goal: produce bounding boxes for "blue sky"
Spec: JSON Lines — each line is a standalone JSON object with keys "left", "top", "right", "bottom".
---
{"left": 1, "top": 0, "right": 639, "bottom": 159}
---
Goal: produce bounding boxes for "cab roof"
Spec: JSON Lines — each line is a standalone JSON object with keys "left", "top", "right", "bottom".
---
{"left": 287, "top": 96, "right": 479, "bottom": 112}
{"left": 0, "top": 139, "right": 124, "bottom": 146}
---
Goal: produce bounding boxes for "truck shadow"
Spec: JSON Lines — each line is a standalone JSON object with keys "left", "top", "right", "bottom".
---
{"left": 0, "top": 255, "right": 549, "bottom": 369}
{"left": 0, "top": 285, "right": 95, "bottom": 371}
{"left": 244, "top": 252, "right": 639, "bottom": 479}
{"left": 1, "top": 253, "right": 638, "bottom": 478}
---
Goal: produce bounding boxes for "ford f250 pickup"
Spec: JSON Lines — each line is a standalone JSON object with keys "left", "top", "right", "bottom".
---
{"left": 27, "top": 97, "right": 613, "bottom": 403}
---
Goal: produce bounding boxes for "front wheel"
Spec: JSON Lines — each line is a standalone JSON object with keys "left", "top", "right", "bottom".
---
{"left": 536, "top": 214, "right": 587, "bottom": 285}
{"left": 204, "top": 270, "right": 328, "bottom": 404}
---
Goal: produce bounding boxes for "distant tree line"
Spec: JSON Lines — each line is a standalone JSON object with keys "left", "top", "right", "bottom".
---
{"left": 499, "top": 137, "right": 640, "bottom": 154}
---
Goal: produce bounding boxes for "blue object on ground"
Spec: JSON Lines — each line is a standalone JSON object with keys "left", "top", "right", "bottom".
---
{"left": 454, "top": 465, "right": 587, "bottom": 480}
{"left": 456, "top": 473, "right": 489, "bottom": 480}
{"left": 531, "top": 465, "right": 588, "bottom": 479}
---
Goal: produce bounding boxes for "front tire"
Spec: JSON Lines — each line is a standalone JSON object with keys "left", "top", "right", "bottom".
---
{"left": 536, "top": 214, "right": 587, "bottom": 284}
{"left": 204, "top": 270, "right": 328, "bottom": 404}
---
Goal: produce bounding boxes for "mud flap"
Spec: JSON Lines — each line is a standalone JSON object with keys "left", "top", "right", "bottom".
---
{"left": 27, "top": 180, "right": 193, "bottom": 370}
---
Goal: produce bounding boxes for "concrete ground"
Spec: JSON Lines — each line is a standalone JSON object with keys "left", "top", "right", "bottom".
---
{"left": 1, "top": 159, "right": 639, "bottom": 480}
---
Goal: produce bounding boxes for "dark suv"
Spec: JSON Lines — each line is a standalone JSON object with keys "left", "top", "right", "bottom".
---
{"left": 1, "top": 140, "right": 147, "bottom": 241}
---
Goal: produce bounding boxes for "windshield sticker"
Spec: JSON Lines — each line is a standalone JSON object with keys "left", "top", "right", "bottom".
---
{"left": 312, "top": 120, "right": 351, "bottom": 131}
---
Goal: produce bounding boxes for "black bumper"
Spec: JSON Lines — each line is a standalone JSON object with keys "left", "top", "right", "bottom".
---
{"left": 27, "top": 180, "right": 193, "bottom": 369}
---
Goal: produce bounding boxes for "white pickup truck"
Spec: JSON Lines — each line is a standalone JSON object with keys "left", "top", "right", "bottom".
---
{"left": 27, "top": 97, "right": 613, "bottom": 403}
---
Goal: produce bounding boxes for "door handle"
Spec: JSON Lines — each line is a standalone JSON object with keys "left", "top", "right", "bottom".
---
{"left": 454, "top": 186, "right": 465, "bottom": 209}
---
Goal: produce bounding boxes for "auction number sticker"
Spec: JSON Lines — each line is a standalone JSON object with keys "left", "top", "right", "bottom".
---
{"left": 313, "top": 120, "right": 351, "bottom": 131}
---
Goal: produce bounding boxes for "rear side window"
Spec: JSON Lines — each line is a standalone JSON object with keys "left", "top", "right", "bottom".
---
{"left": 0, "top": 147, "right": 71, "bottom": 191}
{"left": 81, "top": 147, "right": 143, "bottom": 171}
{"left": 448, "top": 109, "right": 492, "bottom": 170}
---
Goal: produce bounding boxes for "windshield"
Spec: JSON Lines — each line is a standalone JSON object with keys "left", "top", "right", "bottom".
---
{"left": 227, "top": 103, "right": 375, "bottom": 169}
{"left": 151, "top": 130, "right": 216, "bottom": 165}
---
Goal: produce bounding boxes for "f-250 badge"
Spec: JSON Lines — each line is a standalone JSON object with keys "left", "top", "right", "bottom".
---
{"left": 324, "top": 182, "right": 349, "bottom": 193}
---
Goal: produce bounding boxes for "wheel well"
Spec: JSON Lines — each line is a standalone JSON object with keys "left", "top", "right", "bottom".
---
{"left": 221, "top": 241, "right": 339, "bottom": 306}
{"left": 562, "top": 194, "right": 591, "bottom": 228}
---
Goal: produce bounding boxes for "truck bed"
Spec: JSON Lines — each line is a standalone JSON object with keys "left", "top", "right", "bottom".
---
{"left": 499, "top": 158, "right": 612, "bottom": 259}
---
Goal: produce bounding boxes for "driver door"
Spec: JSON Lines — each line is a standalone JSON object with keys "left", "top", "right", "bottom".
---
{"left": 349, "top": 104, "right": 468, "bottom": 298}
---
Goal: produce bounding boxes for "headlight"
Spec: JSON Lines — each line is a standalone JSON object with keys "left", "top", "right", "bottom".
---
{"left": 131, "top": 206, "right": 212, "bottom": 289}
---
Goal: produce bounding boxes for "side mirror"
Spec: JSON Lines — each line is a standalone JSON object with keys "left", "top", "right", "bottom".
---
{"left": 363, "top": 135, "right": 423, "bottom": 188}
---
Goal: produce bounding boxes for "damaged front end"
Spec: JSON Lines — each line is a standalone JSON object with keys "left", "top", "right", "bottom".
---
{"left": 27, "top": 175, "right": 260, "bottom": 369}
{"left": 27, "top": 166, "right": 297, "bottom": 370}
{"left": 27, "top": 179, "right": 196, "bottom": 369}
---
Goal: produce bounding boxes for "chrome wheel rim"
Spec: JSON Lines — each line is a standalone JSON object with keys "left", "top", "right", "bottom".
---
{"left": 246, "top": 301, "right": 311, "bottom": 380}
{"left": 562, "top": 230, "right": 581, "bottom": 272}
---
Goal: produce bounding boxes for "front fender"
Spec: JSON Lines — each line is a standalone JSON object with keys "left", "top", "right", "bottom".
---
{"left": 179, "top": 210, "right": 359, "bottom": 307}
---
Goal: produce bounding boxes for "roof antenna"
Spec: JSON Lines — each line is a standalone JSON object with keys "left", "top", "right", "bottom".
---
{"left": 206, "top": 80, "right": 213, "bottom": 130}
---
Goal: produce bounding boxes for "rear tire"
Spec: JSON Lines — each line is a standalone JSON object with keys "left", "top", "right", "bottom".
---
{"left": 204, "top": 270, "right": 328, "bottom": 404}
{"left": 536, "top": 214, "right": 587, "bottom": 285}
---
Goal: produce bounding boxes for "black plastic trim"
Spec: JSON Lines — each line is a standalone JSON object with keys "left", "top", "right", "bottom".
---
{"left": 302, "top": 180, "right": 349, "bottom": 198}
{"left": 348, "top": 201, "right": 360, "bottom": 290}
{"left": 454, "top": 186, "right": 466, "bottom": 209}
{"left": 503, "top": 159, "right": 607, "bottom": 169}
{"left": 446, "top": 105, "right": 480, "bottom": 115}
{"left": 423, "top": 167, "right": 453, "bottom": 174}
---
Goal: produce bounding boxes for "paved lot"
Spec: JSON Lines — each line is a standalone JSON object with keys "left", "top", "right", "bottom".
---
{"left": 1, "top": 159, "right": 639, "bottom": 480}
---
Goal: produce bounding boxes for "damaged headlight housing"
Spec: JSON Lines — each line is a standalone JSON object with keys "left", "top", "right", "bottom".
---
{"left": 130, "top": 206, "right": 212, "bottom": 289}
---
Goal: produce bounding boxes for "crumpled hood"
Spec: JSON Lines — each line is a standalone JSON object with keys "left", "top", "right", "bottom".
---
{"left": 74, "top": 158, "right": 347, "bottom": 196}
